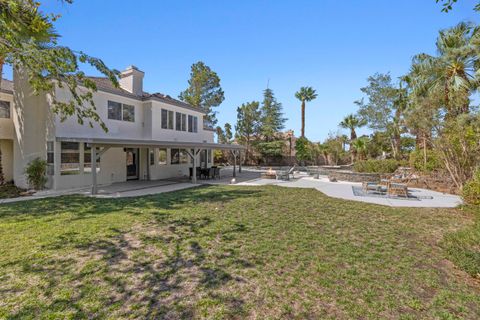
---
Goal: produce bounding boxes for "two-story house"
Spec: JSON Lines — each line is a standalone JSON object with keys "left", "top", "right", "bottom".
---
{"left": 0, "top": 66, "right": 243, "bottom": 193}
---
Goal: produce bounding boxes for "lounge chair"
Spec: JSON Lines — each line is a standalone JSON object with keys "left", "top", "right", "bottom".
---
{"left": 387, "top": 182, "right": 409, "bottom": 198}
{"left": 362, "top": 181, "right": 385, "bottom": 194}
{"left": 276, "top": 166, "right": 295, "bottom": 181}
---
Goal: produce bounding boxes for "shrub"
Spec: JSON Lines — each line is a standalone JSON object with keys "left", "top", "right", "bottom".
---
{"left": 462, "top": 169, "right": 480, "bottom": 206}
{"left": 409, "top": 148, "right": 443, "bottom": 172}
{"left": 353, "top": 159, "right": 402, "bottom": 173}
{"left": 25, "top": 157, "right": 48, "bottom": 190}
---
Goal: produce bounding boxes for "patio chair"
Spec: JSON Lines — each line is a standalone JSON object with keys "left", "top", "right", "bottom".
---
{"left": 362, "top": 181, "right": 385, "bottom": 194}
{"left": 276, "top": 166, "right": 295, "bottom": 181}
{"left": 387, "top": 182, "right": 409, "bottom": 198}
{"left": 214, "top": 167, "right": 221, "bottom": 179}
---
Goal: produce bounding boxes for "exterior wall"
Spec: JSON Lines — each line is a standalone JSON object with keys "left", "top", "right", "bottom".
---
{"left": 54, "top": 89, "right": 146, "bottom": 140}
{"left": 51, "top": 143, "right": 127, "bottom": 190}
{"left": 0, "top": 139, "right": 13, "bottom": 182}
{"left": 0, "top": 91, "right": 14, "bottom": 139}
{"left": 12, "top": 70, "right": 52, "bottom": 189}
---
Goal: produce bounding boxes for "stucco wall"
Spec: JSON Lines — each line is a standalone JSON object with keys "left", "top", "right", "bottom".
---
{"left": 0, "top": 139, "right": 13, "bottom": 182}
{"left": 0, "top": 91, "right": 14, "bottom": 140}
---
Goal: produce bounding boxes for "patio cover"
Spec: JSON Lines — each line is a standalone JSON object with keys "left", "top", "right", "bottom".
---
{"left": 56, "top": 137, "right": 245, "bottom": 194}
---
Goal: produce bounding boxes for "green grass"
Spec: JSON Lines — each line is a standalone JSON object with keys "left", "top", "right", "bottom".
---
{"left": 0, "top": 185, "right": 479, "bottom": 319}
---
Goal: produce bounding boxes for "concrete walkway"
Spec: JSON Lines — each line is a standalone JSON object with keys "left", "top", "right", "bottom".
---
{"left": 0, "top": 168, "right": 462, "bottom": 208}
{"left": 236, "top": 173, "right": 462, "bottom": 208}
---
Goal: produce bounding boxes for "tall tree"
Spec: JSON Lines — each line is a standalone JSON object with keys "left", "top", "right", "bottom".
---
{"left": 260, "top": 88, "right": 286, "bottom": 141}
{"left": 409, "top": 22, "right": 479, "bottom": 118}
{"left": 224, "top": 123, "right": 233, "bottom": 143}
{"left": 235, "top": 101, "right": 260, "bottom": 164}
{"left": 0, "top": 0, "right": 119, "bottom": 131}
{"left": 295, "top": 86, "right": 317, "bottom": 138}
{"left": 355, "top": 73, "right": 405, "bottom": 159}
{"left": 179, "top": 61, "right": 224, "bottom": 127}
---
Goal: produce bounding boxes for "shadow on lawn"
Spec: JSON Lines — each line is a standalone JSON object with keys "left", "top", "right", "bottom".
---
{"left": 0, "top": 186, "right": 262, "bottom": 220}
{"left": 4, "top": 186, "right": 257, "bottom": 318}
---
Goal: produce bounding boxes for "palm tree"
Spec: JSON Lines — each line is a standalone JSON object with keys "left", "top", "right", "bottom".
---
{"left": 295, "top": 86, "right": 317, "bottom": 138}
{"left": 409, "top": 22, "right": 479, "bottom": 117}
{"left": 351, "top": 137, "right": 369, "bottom": 161}
{"left": 339, "top": 114, "right": 365, "bottom": 162}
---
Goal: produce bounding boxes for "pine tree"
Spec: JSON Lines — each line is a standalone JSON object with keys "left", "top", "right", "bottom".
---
{"left": 235, "top": 101, "right": 261, "bottom": 164}
{"left": 260, "top": 88, "right": 286, "bottom": 141}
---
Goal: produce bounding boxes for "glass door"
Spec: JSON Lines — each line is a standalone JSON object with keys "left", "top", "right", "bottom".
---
{"left": 126, "top": 148, "right": 139, "bottom": 180}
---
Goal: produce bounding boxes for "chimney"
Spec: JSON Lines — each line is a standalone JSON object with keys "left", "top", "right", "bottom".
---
{"left": 119, "top": 65, "right": 144, "bottom": 95}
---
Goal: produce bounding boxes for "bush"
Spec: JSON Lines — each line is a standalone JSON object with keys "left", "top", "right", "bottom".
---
{"left": 409, "top": 148, "right": 443, "bottom": 172}
{"left": 462, "top": 169, "right": 480, "bottom": 206}
{"left": 25, "top": 157, "right": 47, "bottom": 190}
{"left": 353, "top": 159, "right": 402, "bottom": 173}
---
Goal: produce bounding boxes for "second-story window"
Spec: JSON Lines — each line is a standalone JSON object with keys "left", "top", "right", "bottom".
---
{"left": 175, "top": 112, "right": 187, "bottom": 131}
{"left": 0, "top": 101, "right": 10, "bottom": 119}
{"left": 108, "top": 100, "right": 135, "bottom": 122}
{"left": 161, "top": 109, "right": 174, "bottom": 129}
{"left": 188, "top": 115, "right": 198, "bottom": 133}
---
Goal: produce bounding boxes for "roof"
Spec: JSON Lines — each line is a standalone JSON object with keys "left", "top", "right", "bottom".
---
{"left": 56, "top": 137, "right": 245, "bottom": 150}
{"left": 0, "top": 79, "right": 13, "bottom": 94}
{"left": 87, "top": 77, "right": 206, "bottom": 114}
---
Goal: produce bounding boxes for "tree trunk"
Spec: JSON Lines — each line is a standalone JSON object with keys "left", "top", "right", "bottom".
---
{"left": 301, "top": 100, "right": 305, "bottom": 138}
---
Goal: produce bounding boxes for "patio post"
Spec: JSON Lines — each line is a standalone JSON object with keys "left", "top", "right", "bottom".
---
{"left": 232, "top": 150, "right": 237, "bottom": 178}
{"left": 192, "top": 148, "right": 198, "bottom": 184}
{"left": 91, "top": 145, "right": 97, "bottom": 195}
{"left": 239, "top": 150, "right": 242, "bottom": 173}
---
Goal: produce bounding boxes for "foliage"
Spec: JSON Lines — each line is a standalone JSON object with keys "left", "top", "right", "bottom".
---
{"left": 323, "top": 134, "right": 347, "bottom": 165}
{"left": 0, "top": 0, "right": 119, "bottom": 132}
{"left": 434, "top": 114, "right": 480, "bottom": 189}
{"left": 0, "top": 183, "right": 24, "bottom": 199}
{"left": 224, "top": 123, "right": 233, "bottom": 143}
{"left": 24, "top": 157, "right": 47, "bottom": 190}
{"left": 260, "top": 88, "right": 286, "bottom": 141}
{"left": 235, "top": 101, "right": 261, "bottom": 163}
{"left": 179, "top": 61, "right": 224, "bottom": 127}
{"left": 294, "top": 86, "right": 317, "bottom": 137}
{"left": 350, "top": 136, "right": 369, "bottom": 160}
{"left": 436, "top": 0, "right": 480, "bottom": 12}
{"left": 294, "top": 136, "right": 312, "bottom": 161}
{"left": 409, "top": 148, "right": 443, "bottom": 172}
{"left": 354, "top": 159, "right": 402, "bottom": 173}
{"left": 339, "top": 114, "right": 365, "bottom": 141}
{"left": 255, "top": 140, "right": 284, "bottom": 158}
{"left": 462, "top": 169, "right": 480, "bottom": 206}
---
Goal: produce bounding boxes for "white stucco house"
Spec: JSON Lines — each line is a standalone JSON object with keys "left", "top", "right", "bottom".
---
{"left": 0, "top": 66, "right": 242, "bottom": 193}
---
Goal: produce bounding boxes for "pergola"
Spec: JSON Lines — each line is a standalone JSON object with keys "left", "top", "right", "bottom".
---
{"left": 56, "top": 137, "right": 245, "bottom": 195}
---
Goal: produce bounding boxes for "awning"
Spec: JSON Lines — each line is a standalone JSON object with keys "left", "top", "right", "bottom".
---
{"left": 55, "top": 136, "right": 244, "bottom": 195}
{"left": 55, "top": 137, "right": 245, "bottom": 150}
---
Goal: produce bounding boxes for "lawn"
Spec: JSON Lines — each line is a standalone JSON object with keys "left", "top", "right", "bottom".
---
{"left": 0, "top": 185, "right": 479, "bottom": 319}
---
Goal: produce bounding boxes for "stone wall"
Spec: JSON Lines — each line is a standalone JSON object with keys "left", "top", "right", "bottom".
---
{"left": 327, "top": 170, "right": 380, "bottom": 183}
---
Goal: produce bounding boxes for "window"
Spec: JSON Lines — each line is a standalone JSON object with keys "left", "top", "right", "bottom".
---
{"left": 171, "top": 149, "right": 189, "bottom": 164}
{"left": 0, "top": 101, "right": 10, "bottom": 119}
{"left": 108, "top": 101, "right": 122, "bottom": 120}
{"left": 108, "top": 100, "right": 135, "bottom": 122}
{"left": 207, "top": 149, "right": 212, "bottom": 164}
{"left": 158, "top": 149, "right": 167, "bottom": 165}
{"left": 161, "top": 109, "right": 174, "bottom": 129}
{"left": 149, "top": 149, "right": 155, "bottom": 166}
{"left": 188, "top": 115, "right": 193, "bottom": 132}
{"left": 84, "top": 143, "right": 100, "bottom": 173}
{"left": 61, "top": 142, "right": 80, "bottom": 175}
{"left": 47, "top": 141, "right": 54, "bottom": 175}
{"left": 175, "top": 112, "right": 187, "bottom": 131}
{"left": 188, "top": 115, "right": 198, "bottom": 133}
{"left": 181, "top": 114, "right": 186, "bottom": 131}
{"left": 122, "top": 104, "right": 135, "bottom": 122}
{"left": 193, "top": 116, "right": 198, "bottom": 133}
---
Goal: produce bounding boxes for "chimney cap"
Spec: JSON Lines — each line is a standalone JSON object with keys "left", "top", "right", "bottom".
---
{"left": 121, "top": 65, "right": 144, "bottom": 75}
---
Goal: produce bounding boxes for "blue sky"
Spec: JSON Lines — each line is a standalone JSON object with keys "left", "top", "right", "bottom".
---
{"left": 7, "top": 0, "right": 480, "bottom": 141}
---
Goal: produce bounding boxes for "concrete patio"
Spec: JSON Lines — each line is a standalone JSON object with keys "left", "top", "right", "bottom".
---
{"left": 0, "top": 168, "right": 462, "bottom": 208}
